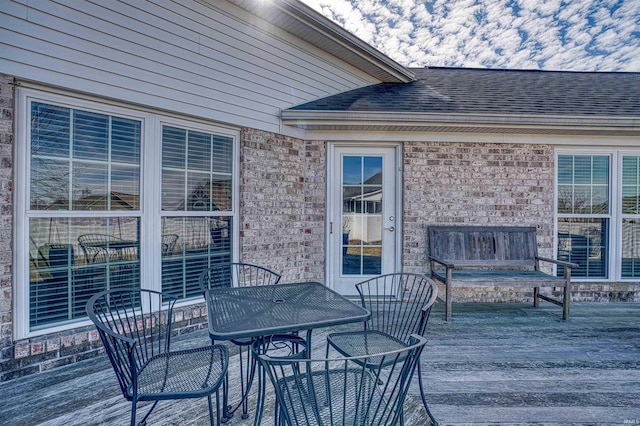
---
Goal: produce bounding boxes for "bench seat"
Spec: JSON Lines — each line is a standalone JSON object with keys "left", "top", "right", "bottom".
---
{"left": 427, "top": 225, "right": 579, "bottom": 321}
{"left": 430, "top": 268, "right": 569, "bottom": 286}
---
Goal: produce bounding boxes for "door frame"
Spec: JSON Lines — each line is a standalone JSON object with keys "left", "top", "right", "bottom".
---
{"left": 325, "top": 142, "right": 403, "bottom": 294}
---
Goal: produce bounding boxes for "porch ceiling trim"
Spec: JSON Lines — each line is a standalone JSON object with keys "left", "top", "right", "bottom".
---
{"left": 281, "top": 110, "right": 640, "bottom": 136}
{"left": 225, "top": 0, "right": 414, "bottom": 83}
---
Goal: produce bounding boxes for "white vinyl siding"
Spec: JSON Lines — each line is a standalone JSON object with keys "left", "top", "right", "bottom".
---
{"left": 0, "top": 0, "right": 378, "bottom": 133}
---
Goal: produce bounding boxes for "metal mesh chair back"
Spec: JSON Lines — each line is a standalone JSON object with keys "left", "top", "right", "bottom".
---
{"left": 161, "top": 234, "right": 179, "bottom": 256}
{"left": 86, "top": 287, "right": 229, "bottom": 426}
{"left": 259, "top": 334, "right": 427, "bottom": 426}
{"left": 78, "top": 233, "right": 125, "bottom": 263}
{"left": 356, "top": 273, "right": 438, "bottom": 342}
{"left": 86, "top": 287, "right": 174, "bottom": 398}
{"left": 198, "top": 263, "right": 281, "bottom": 292}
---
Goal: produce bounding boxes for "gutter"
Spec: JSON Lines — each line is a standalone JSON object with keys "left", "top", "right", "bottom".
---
{"left": 281, "top": 110, "right": 640, "bottom": 130}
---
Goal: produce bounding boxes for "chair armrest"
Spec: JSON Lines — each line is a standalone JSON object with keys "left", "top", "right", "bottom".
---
{"left": 536, "top": 256, "right": 579, "bottom": 269}
{"left": 427, "top": 255, "right": 455, "bottom": 269}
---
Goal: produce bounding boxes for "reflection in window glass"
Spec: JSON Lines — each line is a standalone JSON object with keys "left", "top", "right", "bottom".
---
{"left": 161, "top": 217, "right": 232, "bottom": 299}
{"left": 30, "top": 102, "right": 141, "bottom": 211}
{"left": 622, "top": 156, "right": 640, "bottom": 278}
{"left": 162, "top": 126, "right": 233, "bottom": 212}
{"left": 23, "top": 97, "right": 237, "bottom": 335}
{"left": 557, "top": 218, "right": 608, "bottom": 278}
{"left": 341, "top": 155, "right": 382, "bottom": 276}
{"left": 28, "top": 101, "right": 142, "bottom": 331}
{"left": 29, "top": 217, "right": 140, "bottom": 329}
{"left": 557, "top": 155, "right": 610, "bottom": 279}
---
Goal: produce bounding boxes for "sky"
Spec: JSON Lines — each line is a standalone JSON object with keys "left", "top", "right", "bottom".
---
{"left": 300, "top": 0, "right": 640, "bottom": 72}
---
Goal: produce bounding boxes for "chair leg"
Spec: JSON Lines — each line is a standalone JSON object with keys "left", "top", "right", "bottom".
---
{"left": 416, "top": 363, "right": 439, "bottom": 426}
{"left": 130, "top": 400, "right": 137, "bottom": 426}
{"left": 221, "top": 372, "right": 230, "bottom": 422}
{"left": 138, "top": 400, "right": 159, "bottom": 426}
{"left": 207, "top": 392, "right": 221, "bottom": 426}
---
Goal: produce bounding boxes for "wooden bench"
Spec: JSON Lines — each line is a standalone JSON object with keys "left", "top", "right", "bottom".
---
{"left": 427, "top": 225, "right": 579, "bottom": 321}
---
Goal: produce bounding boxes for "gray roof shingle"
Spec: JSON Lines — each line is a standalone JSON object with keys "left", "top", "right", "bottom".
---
{"left": 288, "top": 67, "right": 640, "bottom": 117}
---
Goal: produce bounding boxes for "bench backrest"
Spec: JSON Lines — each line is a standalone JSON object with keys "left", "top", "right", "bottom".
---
{"left": 427, "top": 225, "right": 539, "bottom": 268}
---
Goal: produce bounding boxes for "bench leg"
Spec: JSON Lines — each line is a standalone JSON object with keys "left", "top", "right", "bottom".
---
{"left": 533, "top": 286, "right": 540, "bottom": 307}
{"left": 445, "top": 282, "right": 452, "bottom": 321}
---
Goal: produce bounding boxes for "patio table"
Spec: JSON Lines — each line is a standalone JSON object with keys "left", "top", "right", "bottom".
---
{"left": 206, "top": 281, "right": 370, "bottom": 425}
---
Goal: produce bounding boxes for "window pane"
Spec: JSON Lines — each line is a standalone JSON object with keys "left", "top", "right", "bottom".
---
{"left": 187, "top": 173, "right": 212, "bottom": 211}
{"left": 162, "top": 170, "right": 185, "bottom": 210}
{"left": 557, "top": 156, "right": 573, "bottom": 184}
{"left": 73, "top": 110, "right": 108, "bottom": 161}
{"left": 212, "top": 135, "right": 233, "bottom": 174}
{"left": 557, "top": 184, "right": 573, "bottom": 214}
{"left": 162, "top": 125, "right": 233, "bottom": 212}
{"left": 111, "top": 117, "right": 141, "bottom": 164}
{"left": 30, "top": 158, "right": 70, "bottom": 210}
{"left": 622, "top": 219, "right": 640, "bottom": 278}
{"left": 343, "top": 156, "right": 361, "bottom": 185}
{"left": 72, "top": 162, "right": 108, "bottom": 210}
{"left": 557, "top": 218, "right": 608, "bottom": 278}
{"left": 30, "top": 102, "right": 141, "bottom": 212}
{"left": 622, "top": 156, "right": 640, "bottom": 214}
{"left": 111, "top": 165, "right": 140, "bottom": 210}
{"left": 29, "top": 217, "right": 140, "bottom": 329}
{"left": 31, "top": 102, "right": 70, "bottom": 158}
{"left": 187, "top": 131, "right": 211, "bottom": 171}
{"left": 211, "top": 177, "right": 232, "bottom": 211}
{"left": 161, "top": 217, "right": 232, "bottom": 299}
{"left": 342, "top": 155, "right": 383, "bottom": 276}
{"left": 162, "top": 126, "right": 186, "bottom": 169}
{"left": 557, "top": 155, "right": 610, "bottom": 215}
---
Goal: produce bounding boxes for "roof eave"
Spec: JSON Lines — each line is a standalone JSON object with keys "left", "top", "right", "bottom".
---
{"left": 281, "top": 110, "right": 640, "bottom": 135}
{"left": 226, "top": 0, "right": 414, "bottom": 83}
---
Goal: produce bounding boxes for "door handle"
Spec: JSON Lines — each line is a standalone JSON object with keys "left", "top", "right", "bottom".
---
{"left": 385, "top": 226, "right": 395, "bottom": 232}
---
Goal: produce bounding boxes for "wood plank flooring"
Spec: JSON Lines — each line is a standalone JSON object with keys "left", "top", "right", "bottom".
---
{"left": 0, "top": 302, "right": 638, "bottom": 425}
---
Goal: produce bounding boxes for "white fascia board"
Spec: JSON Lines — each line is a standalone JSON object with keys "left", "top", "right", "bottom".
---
{"left": 281, "top": 111, "right": 640, "bottom": 136}
{"left": 227, "top": 0, "right": 414, "bottom": 83}
{"left": 275, "top": 0, "right": 414, "bottom": 82}
{"left": 281, "top": 110, "right": 640, "bottom": 128}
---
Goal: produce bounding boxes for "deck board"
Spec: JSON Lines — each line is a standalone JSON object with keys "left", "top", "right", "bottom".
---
{"left": 1, "top": 302, "right": 639, "bottom": 425}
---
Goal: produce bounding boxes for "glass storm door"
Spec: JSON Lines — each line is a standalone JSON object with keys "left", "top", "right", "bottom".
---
{"left": 328, "top": 146, "right": 399, "bottom": 295}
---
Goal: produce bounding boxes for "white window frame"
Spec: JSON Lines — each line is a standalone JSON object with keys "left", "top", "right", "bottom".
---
{"left": 556, "top": 148, "right": 640, "bottom": 282}
{"left": 15, "top": 87, "right": 239, "bottom": 338}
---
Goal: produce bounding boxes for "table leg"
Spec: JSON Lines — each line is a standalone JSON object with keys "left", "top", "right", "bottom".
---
{"left": 252, "top": 332, "right": 310, "bottom": 426}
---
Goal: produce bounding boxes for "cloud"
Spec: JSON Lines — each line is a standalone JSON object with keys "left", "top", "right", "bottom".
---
{"left": 301, "top": 0, "right": 640, "bottom": 71}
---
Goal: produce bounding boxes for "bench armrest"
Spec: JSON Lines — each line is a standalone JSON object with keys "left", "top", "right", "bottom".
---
{"left": 536, "top": 256, "right": 579, "bottom": 269}
{"left": 427, "top": 255, "right": 455, "bottom": 269}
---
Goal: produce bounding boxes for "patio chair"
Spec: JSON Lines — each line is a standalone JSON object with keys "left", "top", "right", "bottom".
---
{"left": 199, "top": 263, "right": 306, "bottom": 419}
{"left": 161, "top": 233, "right": 179, "bottom": 257}
{"left": 259, "top": 334, "right": 428, "bottom": 426}
{"left": 326, "top": 273, "right": 439, "bottom": 425}
{"left": 86, "top": 287, "right": 228, "bottom": 426}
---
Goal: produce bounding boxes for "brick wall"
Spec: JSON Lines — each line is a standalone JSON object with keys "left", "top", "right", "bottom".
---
{"left": 0, "top": 75, "right": 14, "bottom": 380}
{"left": 239, "top": 128, "right": 326, "bottom": 283}
{"left": 402, "top": 141, "right": 557, "bottom": 301}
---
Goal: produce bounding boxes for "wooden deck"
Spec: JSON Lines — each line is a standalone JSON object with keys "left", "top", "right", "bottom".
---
{"left": 1, "top": 301, "right": 639, "bottom": 425}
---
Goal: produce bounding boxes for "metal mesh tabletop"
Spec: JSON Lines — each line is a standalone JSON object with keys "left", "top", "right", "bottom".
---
{"left": 206, "top": 281, "right": 370, "bottom": 340}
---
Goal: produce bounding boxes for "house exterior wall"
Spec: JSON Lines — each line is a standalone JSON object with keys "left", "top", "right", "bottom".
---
{"left": 0, "top": 113, "right": 327, "bottom": 380}
{"left": 0, "top": 0, "right": 377, "bottom": 134}
{"left": 402, "top": 140, "right": 640, "bottom": 302}
{"left": 0, "top": 75, "right": 14, "bottom": 377}
{"left": 239, "top": 129, "right": 326, "bottom": 283}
